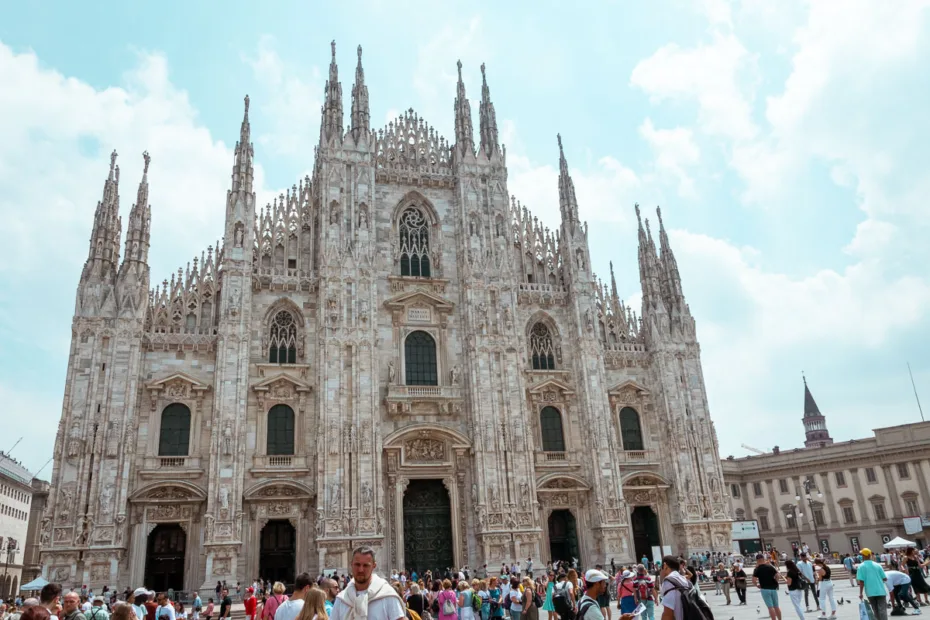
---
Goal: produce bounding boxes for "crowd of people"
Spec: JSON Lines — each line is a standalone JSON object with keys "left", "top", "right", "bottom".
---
{"left": 0, "top": 549, "right": 720, "bottom": 620}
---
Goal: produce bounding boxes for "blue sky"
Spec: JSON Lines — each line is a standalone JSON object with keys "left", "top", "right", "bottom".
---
{"left": 2, "top": 0, "right": 929, "bottom": 475}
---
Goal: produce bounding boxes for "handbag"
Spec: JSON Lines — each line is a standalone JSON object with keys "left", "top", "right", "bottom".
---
{"left": 860, "top": 600, "right": 876, "bottom": 620}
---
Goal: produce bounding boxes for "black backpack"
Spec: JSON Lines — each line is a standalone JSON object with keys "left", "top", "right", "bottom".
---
{"left": 552, "top": 583, "right": 574, "bottom": 619}
{"left": 673, "top": 585, "right": 714, "bottom": 620}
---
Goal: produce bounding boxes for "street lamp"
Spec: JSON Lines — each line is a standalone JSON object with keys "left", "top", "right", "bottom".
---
{"left": 2, "top": 537, "right": 18, "bottom": 586}
{"left": 785, "top": 507, "right": 804, "bottom": 555}
{"left": 796, "top": 477, "right": 825, "bottom": 554}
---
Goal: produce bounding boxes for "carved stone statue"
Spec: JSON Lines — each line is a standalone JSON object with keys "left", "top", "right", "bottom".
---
{"left": 100, "top": 484, "right": 114, "bottom": 515}
{"left": 234, "top": 224, "right": 244, "bottom": 247}
{"left": 39, "top": 518, "right": 51, "bottom": 547}
{"left": 450, "top": 364, "right": 460, "bottom": 385}
{"left": 222, "top": 423, "right": 232, "bottom": 456}
{"left": 388, "top": 360, "right": 396, "bottom": 384}
{"left": 67, "top": 422, "right": 82, "bottom": 458}
{"left": 219, "top": 485, "right": 230, "bottom": 510}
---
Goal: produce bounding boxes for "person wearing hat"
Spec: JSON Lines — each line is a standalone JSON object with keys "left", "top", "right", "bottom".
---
{"left": 243, "top": 588, "right": 257, "bottom": 620}
{"left": 84, "top": 597, "right": 109, "bottom": 620}
{"left": 129, "top": 589, "right": 148, "bottom": 620}
{"left": 578, "top": 571, "right": 633, "bottom": 620}
{"left": 856, "top": 548, "right": 889, "bottom": 620}
{"left": 616, "top": 570, "right": 636, "bottom": 615}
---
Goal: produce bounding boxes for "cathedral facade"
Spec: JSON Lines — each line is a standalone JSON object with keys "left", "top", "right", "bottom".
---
{"left": 41, "top": 44, "right": 730, "bottom": 593}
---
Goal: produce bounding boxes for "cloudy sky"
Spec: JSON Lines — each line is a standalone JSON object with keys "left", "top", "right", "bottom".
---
{"left": 2, "top": 1, "right": 929, "bottom": 475}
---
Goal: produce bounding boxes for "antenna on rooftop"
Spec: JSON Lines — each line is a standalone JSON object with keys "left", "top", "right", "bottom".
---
{"left": 33, "top": 457, "right": 53, "bottom": 479}
{"left": 908, "top": 362, "right": 925, "bottom": 422}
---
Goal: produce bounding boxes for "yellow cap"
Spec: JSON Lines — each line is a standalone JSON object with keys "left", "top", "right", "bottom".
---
{"left": 861, "top": 548, "right": 872, "bottom": 557}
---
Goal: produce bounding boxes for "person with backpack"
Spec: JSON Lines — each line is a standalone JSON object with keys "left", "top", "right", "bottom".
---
{"left": 658, "top": 556, "right": 712, "bottom": 620}
{"left": 551, "top": 573, "right": 575, "bottom": 620}
{"left": 458, "top": 581, "right": 476, "bottom": 620}
{"left": 577, "top": 570, "right": 633, "bottom": 620}
{"left": 519, "top": 579, "right": 539, "bottom": 620}
{"left": 632, "top": 565, "right": 656, "bottom": 620}
{"left": 84, "top": 597, "right": 109, "bottom": 620}
{"left": 437, "top": 581, "right": 458, "bottom": 620}
{"left": 616, "top": 570, "right": 636, "bottom": 614}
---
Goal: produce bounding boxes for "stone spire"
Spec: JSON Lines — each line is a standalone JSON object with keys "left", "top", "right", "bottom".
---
{"left": 350, "top": 44, "right": 370, "bottom": 141}
{"left": 453, "top": 60, "right": 475, "bottom": 157}
{"left": 609, "top": 261, "right": 620, "bottom": 305}
{"left": 557, "top": 134, "right": 580, "bottom": 226}
{"left": 82, "top": 150, "right": 122, "bottom": 282}
{"left": 656, "top": 206, "right": 686, "bottom": 310}
{"left": 231, "top": 95, "right": 254, "bottom": 194}
{"left": 321, "top": 40, "right": 344, "bottom": 145}
{"left": 636, "top": 203, "right": 663, "bottom": 313}
{"left": 121, "top": 151, "right": 151, "bottom": 267}
{"left": 803, "top": 375, "right": 833, "bottom": 448}
{"left": 478, "top": 62, "right": 500, "bottom": 159}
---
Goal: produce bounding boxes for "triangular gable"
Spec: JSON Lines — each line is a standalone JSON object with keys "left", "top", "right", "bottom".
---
{"left": 251, "top": 373, "right": 312, "bottom": 393}
{"left": 607, "top": 379, "right": 650, "bottom": 397}
{"left": 527, "top": 378, "right": 575, "bottom": 396}
{"left": 384, "top": 289, "right": 454, "bottom": 312}
{"left": 145, "top": 371, "right": 211, "bottom": 392}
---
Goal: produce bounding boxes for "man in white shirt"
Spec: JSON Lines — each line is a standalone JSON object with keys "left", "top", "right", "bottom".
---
{"left": 797, "top": 553, "right": 820, "bottom": 612}
{"left": 659, "top": 556, "right": 695, "bottom": 620}
{"left": 155, "top": 593, "right": 177, "bottom": 620}
{"left": 885, "top": 570, "right": 919, "bottom": 613}
{"left": 577, "top": 570, "right": 610, "bottom": 620}
{"left": 330, "top": 546, "right": 405, "bottom": 620}
{"left": 274, "top": 573, "right": 313, "bottom": 620}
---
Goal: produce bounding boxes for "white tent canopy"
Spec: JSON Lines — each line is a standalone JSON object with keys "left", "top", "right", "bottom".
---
{"left": 20, "top": 576, "right": 49, "bottom": 590}
{"left": 883, "top": 536, "right": 916, "bottom": 549}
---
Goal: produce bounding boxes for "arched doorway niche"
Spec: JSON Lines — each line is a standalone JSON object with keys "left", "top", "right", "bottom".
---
{"left": 536, "top": 474, "right": 591, "bottom": 565}
{"left": 622, "top": 472, "right": 673, "bottom": 562}
{"left": 242, "top": 480, "right": 314, "bottom": 583}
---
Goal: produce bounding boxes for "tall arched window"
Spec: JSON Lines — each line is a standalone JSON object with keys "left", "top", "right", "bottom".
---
{"left": 619, "top": 406, "right": 644, "bottom": 451}
{"left": 405, "top": 330, "right": 438, "bottom": 386}
{"left": 540, "top": 406, "right": 566, "bottom": 452}
{"left": 529, "top": 322, "right": 556, "bottom": 370}
{"left": 399, "top": 208, "right": 431, "bottom": 277}
{"left": 267, "top": 405, "right": 295, "bottom": 455}
{"left": 159, "top": 404, "right": 191, "bottom": 456}
{"left": 268, "top": 311, "right": 298, "bottom": 364}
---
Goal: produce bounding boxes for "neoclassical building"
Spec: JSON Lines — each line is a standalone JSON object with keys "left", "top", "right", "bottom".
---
{"left": 723, "top": 379, "right": 930, "bottom": 555}
{"left": 42, "top": 43, "right": 730, "bottom": 593}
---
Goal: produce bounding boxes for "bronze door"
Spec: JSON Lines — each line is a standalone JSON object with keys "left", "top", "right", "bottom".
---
{"left": 145, "top": 524, "right": 186, "bottom": 592}
{"left": 259, "top": 520, "right": 296, "bottom": 587}
{"left": 548, "top": 509, "right": 579, "bottom": 563}
{"left": 403, "top": 479, "right": 454, "bottom": 574}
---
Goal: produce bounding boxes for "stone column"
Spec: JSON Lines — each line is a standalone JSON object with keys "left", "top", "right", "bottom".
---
{"left": 850, "top": 468, "right": 872, "bottom": 525}
{"left": 765, "top": 480, "right": 783, "bottom": 533}
{"left": 914, "top": 460, "right": 930, "bottom": 514}
{"left": 881, "top": 465, "right": 903, "bottom": 519}
{"left": 129, "top": 521, "right": 147, "bottom": 586}
{"left": 739, "top": 482, "right": 751, "bottom": 517}
{"left": 394, "top": 478, "right": 409, "bottom": 570}
{"left": 444, "top": 477, "right": 463, "bottom": 567}
{"left": 818, "top": 473, "right": 840, "bottom": 527}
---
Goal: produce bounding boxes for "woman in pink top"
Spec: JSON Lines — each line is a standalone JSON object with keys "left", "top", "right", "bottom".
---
{"left": 437, "top": 580, "right": 459, "bottom": 620}
{"left": 261, "top": 583, "right": 289, "bottom": 620}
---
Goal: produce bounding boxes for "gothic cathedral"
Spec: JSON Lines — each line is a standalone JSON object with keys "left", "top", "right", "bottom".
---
{"left": 42, "top": 43, "right": 731, "bottom": 592}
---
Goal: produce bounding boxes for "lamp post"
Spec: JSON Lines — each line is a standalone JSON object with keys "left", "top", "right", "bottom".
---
{"left": 786, "top": 507, "right": 804, "bottom": 556}
{"left": 2, "top": 536, "right": 18, "bottom": 589}
{"left": 796, "top": 477, "right": 825, "bottom": 554}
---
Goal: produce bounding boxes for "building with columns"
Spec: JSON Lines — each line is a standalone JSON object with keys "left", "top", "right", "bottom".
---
{"left": 723, "top": 379, "right": 930, "bottom": 555}
{"left": 42, "top": 43, "right": 731, "bottom": 593}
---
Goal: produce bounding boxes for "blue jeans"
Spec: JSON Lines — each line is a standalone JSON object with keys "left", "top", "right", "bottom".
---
{"left": 761, "top": 589, "right": 780, "bottom": 608}
{"left": 509, "top": 610, "right": 521, "bottom": 620}
{"left": 643, "top": 600, "right": 655, "bottom": 620}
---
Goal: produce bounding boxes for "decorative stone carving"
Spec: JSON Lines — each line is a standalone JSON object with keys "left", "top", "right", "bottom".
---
{"left": 404, "top": 438, "right": 445, "bottom": 462}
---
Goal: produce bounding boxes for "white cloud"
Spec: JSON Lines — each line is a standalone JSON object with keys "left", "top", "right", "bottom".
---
{"left": 0, "top": 41, "right": 274, "bottom": 472}
{"left": 639, "top": 118, "right": 700, "bottom": 198}
{"left": 242, "top": 35, "right": 322, "bottom": 157}
{"left": 630, "top": 32, "right": 759, "bottom": 142}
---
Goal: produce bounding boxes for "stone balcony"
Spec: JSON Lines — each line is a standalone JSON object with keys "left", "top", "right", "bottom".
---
{"left": 139, "top": 456, "right": 205, "bottom": 479}
{"left": 250, "top": 455, "right": 310, "bottom": 475}
{"left": 385, "top": 384, "right": 463, "bottom": 415}
{"left": 620, "top": 450, "right": 658, "bottom": 464}
{"left": 534, "top": 451, "right": 582, "bottom": 470}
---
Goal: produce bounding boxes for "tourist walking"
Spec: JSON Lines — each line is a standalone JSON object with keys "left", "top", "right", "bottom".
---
{"left": 784, "top": 560, "right": 805, "bottom": 620}
{"left": 813, "top": 559, "right": 836, "bottom": 619}
{"left": 437, "top": 581, "right": 458, "bottom": 620}
{"left": 506, "top": 578, "right": 523, "bottom": 620}
{"left": 797, "top": 553, "right": 820, "bottom": 612}
{"left": 407, "top": 584, "right": 427, "bottom": 620}
{"left": 458, "top": 581, "right": 475, "bottom": 620}
{"left": 293, "top": 588, "right": 328, "bottom": 620}
{"left": 550, "top": 574, "right": 574, "bottom": 620}
{"left": 731, "top": 562, "right": 747, "bottom": 606}
{"left": 657, "top": 557, "right": 694, "bottom": 620}
{"left": 616, "top": 570, "right": 635, "bottom": 615}
{"left": 843, "top": 554, "right": 857, "bottom": 588}
{"left": 715, "top": 563, "right": 731, "bottom": 605}
{"left": 631, "top": 565, "right": 654, "bottom": 620}
{"left": 487, "top": 577, "right": 503, "bottom": 620}
{"left": 576, "top": 571, "right": 607, "bottom": 620}
{"left": 330, "top": 547, "right": 406, "bottom": 620}
{"left": 906, "top": 548, "right": 930, "bottom": 605}
{"left": 856, "top": 548, "right": 889, "bottom": 620}
{"left": 475, "top": 581, "right": 490, "bottom": 620}
{"left": 519, "top": 579, "right": 537, "bottom": 620}
{"left": 274, "top": 575, "right": 312, "bottom": 620}
{"left": 540, "top": 576, "right": 553, "bottom": 616}
{"left": 752, "top": 553, "right": 782, "bottom": 620}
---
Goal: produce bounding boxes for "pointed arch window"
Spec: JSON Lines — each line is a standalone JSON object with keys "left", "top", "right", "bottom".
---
{"left": 540, "top": 406, "right": 566, "bottom": 452}
{"left": 529, "top": 322, "right": 556, "bottom": 370}
{"left": 158, "top": 403, "right": 191, "bottom": 456}
{"left": 619, "top": 406, "right": 644, "bottom": 451}
{"left": 399, "top": 208, "right": 431, "bottom": 277}
{"left": 268, "top": 311, "right": 298, "bottom": 364}
{"left": 405, "top": 330, "right": 438, "bottom": 386}
{"left": 267, "top": 404, "right": 295, "bottom": 456}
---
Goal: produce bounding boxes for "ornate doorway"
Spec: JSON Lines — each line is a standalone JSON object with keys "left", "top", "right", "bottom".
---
{"left": 548, "top": 510, "right": 579, "bottom": 563}
{"left": 631, "top": 506, "right": 661, "bottom": 562}
{"left": 144, "top": 524, "right": 186, "bottom": 592}
{"left": 259, "top": 520, "right": 296, "bottom": 586}
{"left": 403, "top": 479, "right": 453, "bottom": 574}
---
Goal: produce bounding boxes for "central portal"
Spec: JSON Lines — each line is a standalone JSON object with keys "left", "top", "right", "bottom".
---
{"left": 259, "top": 520, "right": 296, "bottom": 587}
{"left": 548, "top": 509, "right": 579, "bottom": 564}
{"left": 144, "top": 524, "right": 186, "bottom": 593}
{"left": 631, "top": 506, "right": 661, "bottom": 563}
{"left": 403, "top": 479, "right": 454, "bottom": 574}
